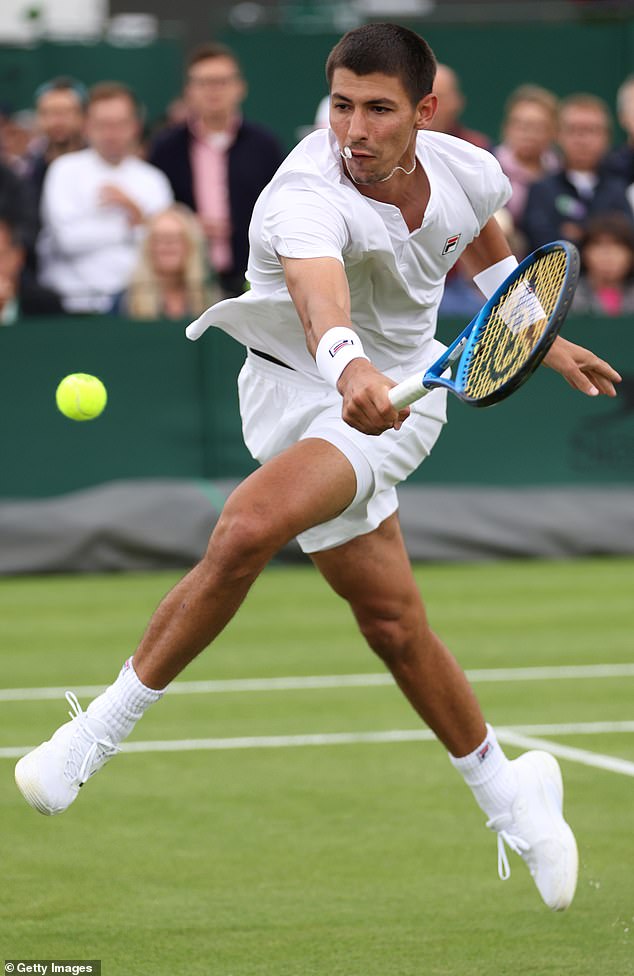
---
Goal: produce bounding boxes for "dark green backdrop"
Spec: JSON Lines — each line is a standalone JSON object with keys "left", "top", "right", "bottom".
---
{"left": 220, "top": 20, "right": 634, "bottom": 148}
{"left": 0, "top": 39, "right": 183, "bottom": 126}
{"left": 0, "top": 19, "right": 632, "bottom": 145}
{"left": 1, "top": 315, "right": 631, "bottom": 498}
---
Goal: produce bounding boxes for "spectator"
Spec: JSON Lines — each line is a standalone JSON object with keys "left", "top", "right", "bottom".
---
{"left": 0, "top": 159, "right": 37, "bottom": 251}
{"left": 313, "top": 94, "right": 330, "bottom": 129}
{"left": 493, "top": 205, "right": 526, "bottom": 260}
{"left": 25, "top": 77, "right": 87, "bottom": 208}
{"left": 149, "top": 42, "right": 286, "bottom": 298}
{"left": 0, "top": 218, "right": 62, "bottom": 324}
{"left": 522, "top": 93, "right": 632, "bottom": 252}
{"left": 494, "top": 85, "right": 560, "bottom": 230}
{"left": 429, "top": 64, "right": 491, "bottom": 150}
{"left": 120, "top": 204, "right": 217, "bottom": 319}
{"left": 572, "top": 213, "right": 634, "bottom": 316}
{"left": 604, "top": 75, "right": 634, "bottom": 185}
{"left": 37, "top": 82, "right": 173, "bottom": 313}
{"left": 0, "top": 109, "right": 37, "bottom": 176}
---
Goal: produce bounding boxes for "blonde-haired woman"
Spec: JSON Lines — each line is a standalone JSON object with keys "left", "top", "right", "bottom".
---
{"left": 494, "top": 85, "right": 560, "bottom": 227}
{"left": 122, "top": 204, "right": 217, "bottom": 319}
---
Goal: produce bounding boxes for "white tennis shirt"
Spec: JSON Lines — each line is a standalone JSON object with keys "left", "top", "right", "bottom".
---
{"left": 187, "top": 128, "right": 511, "bottom": 377}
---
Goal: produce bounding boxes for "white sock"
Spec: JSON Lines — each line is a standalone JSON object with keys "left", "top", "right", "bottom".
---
{"left": 86, "top": 658, "right": 164, "bottom": 744}
{"left": 449, "top": 724, "right": 518, "bottom": 821}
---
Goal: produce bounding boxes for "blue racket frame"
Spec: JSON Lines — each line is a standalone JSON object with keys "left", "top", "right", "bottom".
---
{"left": 422, "top": 240, "right": 580, "bottom": 408}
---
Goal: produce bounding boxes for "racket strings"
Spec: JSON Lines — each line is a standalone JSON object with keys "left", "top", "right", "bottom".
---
{"left": 463, "top": 250, "right": 567, "bottom": 400}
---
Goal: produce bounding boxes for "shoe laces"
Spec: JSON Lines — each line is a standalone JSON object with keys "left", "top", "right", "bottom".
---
{"left": 486, "top": 814, "right": 531, "bottom": 881}
{"left": 64, "top": 691, "right": 120, "bottom": 786}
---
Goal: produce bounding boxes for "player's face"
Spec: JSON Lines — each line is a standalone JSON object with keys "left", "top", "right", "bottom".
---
{"left": 329, "top": 68, "right": 435, "bottom": 186}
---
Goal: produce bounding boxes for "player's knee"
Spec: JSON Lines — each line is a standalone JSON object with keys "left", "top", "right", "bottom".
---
{"left": 358, "top": 609, "right": 419, "bottom": 668}
{"left": 204, "top": 502, "right": 284, "bottom": 580}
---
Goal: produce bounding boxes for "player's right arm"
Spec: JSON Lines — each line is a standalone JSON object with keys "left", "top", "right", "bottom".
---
{"left": 280, "top": 255, "right": 409, "bottom": 434}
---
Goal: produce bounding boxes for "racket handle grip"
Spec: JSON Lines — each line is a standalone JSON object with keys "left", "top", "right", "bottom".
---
{"left": 388, "top": 374, "right": 430, "bottom": 410}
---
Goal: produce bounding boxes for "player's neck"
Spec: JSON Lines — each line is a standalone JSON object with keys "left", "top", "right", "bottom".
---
{"left": 357, "top": 164, "right": 429, "bottom": 232}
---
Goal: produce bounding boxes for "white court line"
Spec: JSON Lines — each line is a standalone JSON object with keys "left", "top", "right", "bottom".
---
{"left": 497, "top": 730, "right": 634, "bottom": 778}
{"left": 2, "top": 721, "right": 634, "bottom": 771}
{"left": 1, "top": 662, "right": 634, "bottom": 702}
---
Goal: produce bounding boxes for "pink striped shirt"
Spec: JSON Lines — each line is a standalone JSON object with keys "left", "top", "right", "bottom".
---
{"left": 190, "top": 117, "right": 240, "bottom": 272}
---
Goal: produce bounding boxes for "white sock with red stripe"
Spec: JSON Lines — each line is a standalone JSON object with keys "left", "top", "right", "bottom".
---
{"left": 450, "top": 724, "right": 518, "bottom": 820}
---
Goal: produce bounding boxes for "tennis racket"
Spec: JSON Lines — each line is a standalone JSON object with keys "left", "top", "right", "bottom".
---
{"left": 389, "top": 240, "right": 580, "bottom": 410}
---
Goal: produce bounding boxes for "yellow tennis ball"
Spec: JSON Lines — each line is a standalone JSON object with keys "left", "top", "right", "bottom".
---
{"left": 55, "top": 373, "right": 107, "bottom": 421}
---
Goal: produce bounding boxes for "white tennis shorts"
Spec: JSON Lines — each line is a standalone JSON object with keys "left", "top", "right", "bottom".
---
{"left": 237, "top": 351, "right": 447, "bottom": 553}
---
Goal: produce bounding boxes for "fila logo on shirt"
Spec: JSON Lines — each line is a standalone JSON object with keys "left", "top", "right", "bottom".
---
{"left": 442, "top": 233, "right": 461, "bottom": 256}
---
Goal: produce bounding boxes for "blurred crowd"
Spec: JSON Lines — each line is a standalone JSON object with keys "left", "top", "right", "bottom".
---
{"left": 0, "top": 42, "right": 285, "bottom": 324}
{"left": 424, "top": 66, "right": 634, "bottom": 318}
{"left": 1, "top": 40, "right": 634, "bottom": 325}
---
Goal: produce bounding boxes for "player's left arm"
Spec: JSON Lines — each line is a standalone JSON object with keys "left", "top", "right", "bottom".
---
{"left": 458, "top": 216, "right": 514, "bottom": 279}
{"left": 542, "top": 337, "right": 621, "bottom": 397}
{"left": 460, "top": 218, "right": 622, "bottom": 398}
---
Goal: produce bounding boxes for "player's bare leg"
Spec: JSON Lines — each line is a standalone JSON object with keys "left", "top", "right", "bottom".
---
{"left": 311, "top": 512, "right": 577, "bottom": 910}
{"left": 311, "top": 511, "right": 485, "bottom": 756}
{"left": 14, "top": 438, "right": 357, "bottom": 815}
{"left": 15, "top": 446, "right": 577, "bottom": 910}
{"left": 132, "top": 437, "right": 357, "bottom": 688}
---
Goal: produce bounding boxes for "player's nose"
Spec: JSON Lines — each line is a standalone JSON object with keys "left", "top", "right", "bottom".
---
{"left": 346, "top": 108, "right": 369, "bottom": 143}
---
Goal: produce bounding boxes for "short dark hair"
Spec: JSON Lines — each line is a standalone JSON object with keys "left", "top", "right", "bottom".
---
{"left": 325, "top": 23, "right": 436, "bottom": 107}
{"left": 34, "top": 76, "right": 87, "bottom": 107}
{"left": 582, "top": 213, "right": 634, "bottom": 252}
{"left": 187, "top": 42, "right": 241, "bottom": 74}
{"left": 560, "top": 93, "right": 612, "bottom": 131}
{"left": 87, "top": 82, "right": 141, "bottom": 117}
{"left": 503, "top": 84, "right": 559, "bottom": 126}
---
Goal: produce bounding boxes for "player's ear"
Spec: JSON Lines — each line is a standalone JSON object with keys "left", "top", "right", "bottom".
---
{"left": 415, "top": 92, "right": 437, "bottom": 130}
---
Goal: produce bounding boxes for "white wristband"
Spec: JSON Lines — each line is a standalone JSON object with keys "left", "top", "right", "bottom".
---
{"left": 473, "top": 255, "right": 519, "bottom": 299}
{"left": 315, "top": 327, "right": 369, "bottom": 387}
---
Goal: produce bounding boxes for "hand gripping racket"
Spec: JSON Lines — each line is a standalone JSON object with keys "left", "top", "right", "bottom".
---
{"left": 389, "top": 240, "right": 580, "bottom": 410}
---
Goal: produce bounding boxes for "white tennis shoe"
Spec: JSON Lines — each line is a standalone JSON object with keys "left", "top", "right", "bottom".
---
{"left": 487, "top": 750, "right": 578, "bottom": 911}
{"left": 15, "top": 692, "right": 119, "bottom": 816}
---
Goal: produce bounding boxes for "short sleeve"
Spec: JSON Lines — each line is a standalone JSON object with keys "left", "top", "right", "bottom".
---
{"left": 432, "top": 135, "right": 512, "bottom": 230}
{"left": 261, "top": 181, "right": 349, "bottom": 263}
{"left": 464, "top": 149, "right": 512, "bottom": 229}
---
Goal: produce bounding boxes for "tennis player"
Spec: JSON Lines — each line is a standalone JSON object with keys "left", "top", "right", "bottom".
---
{"left": 16, "top": 23, "right": 621, "bottom": 911}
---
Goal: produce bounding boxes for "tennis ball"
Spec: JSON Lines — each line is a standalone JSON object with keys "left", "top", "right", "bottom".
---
{"left": 55, "top": 373, "right": 107, "bottom": 421}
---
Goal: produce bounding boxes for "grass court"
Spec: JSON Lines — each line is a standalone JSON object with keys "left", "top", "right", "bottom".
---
{"left": 1, "top": 557, "right": 633, "bottom": 975}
